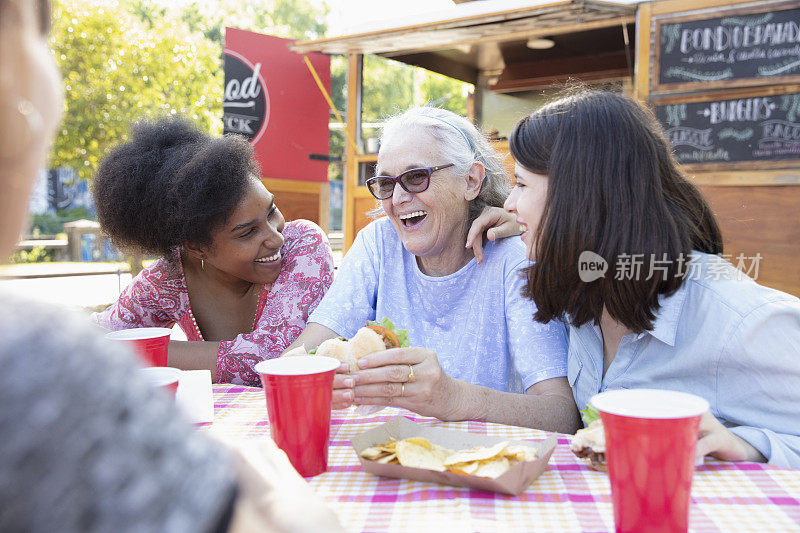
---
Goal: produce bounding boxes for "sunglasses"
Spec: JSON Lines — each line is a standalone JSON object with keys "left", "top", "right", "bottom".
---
{"left": 365, "top": 164, "right": 454, "bottom": 200}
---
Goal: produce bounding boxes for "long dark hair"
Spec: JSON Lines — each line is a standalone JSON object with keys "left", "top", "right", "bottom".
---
{"left": 510, "top": 89, "right": 723, "bottom": 332}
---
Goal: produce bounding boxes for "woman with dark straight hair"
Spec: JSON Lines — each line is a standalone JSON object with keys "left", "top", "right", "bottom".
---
{"left": 503, "top": 89, "right": 800, "bottom": 468}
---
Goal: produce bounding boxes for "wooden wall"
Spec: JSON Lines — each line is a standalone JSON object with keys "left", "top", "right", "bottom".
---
{"left": 637, "top": 0, "right": 800, "bottom": 299}
{"left": 261, "top": 177, "right": 328, "bottom": 231}
{"left": 700, "top": 185, "right": 800, "bottom": 297}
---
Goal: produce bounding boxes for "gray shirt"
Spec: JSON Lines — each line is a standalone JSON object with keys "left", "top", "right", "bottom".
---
{"left": 568, "top": 252, "right": 800, "bottom": 468}
{"left": 0, "top": 291, "right": 236, "bottom": 532}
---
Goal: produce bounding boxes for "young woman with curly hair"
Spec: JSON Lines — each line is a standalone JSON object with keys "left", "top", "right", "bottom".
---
{"left": 92, "top": 118, "right": 334, "bottom": 386}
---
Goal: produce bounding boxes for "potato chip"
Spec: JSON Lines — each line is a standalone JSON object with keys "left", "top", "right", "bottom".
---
{"left": 376, "top": 453, "right": 397, "bottom": 464}
{"left": 503, "top": 444, "right": 538, "bottom": 462}
{"left": 395, "top": 441, "right": 447, "bottom": 471}
{"left": 443, "top": 441, "right": 509, "bottom": 466}
{"left": 360, "top": 446, "right": 386, "bottom": 460}
{"left": 473, "top": 456, "right": 510, "bottom": 479}
{"left": 447, "top": 461, "right": 480, "bottom": 475}
{"left": 403, "top": 437, "right": 432, "bottom": 450}
{"left": 430, "top": 443, "right": 454, "bottom": 463}
{"left": 360, "top": 435, "right": 533, "bottom": 479}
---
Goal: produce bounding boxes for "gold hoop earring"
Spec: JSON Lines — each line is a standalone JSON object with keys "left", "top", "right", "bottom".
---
{"left": 201, "top": 257, "right": 205, "bottom": 270}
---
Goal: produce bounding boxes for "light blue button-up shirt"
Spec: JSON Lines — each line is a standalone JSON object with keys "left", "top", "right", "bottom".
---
{"left": 568, "top": 252, "right": 800, "bottom": 468}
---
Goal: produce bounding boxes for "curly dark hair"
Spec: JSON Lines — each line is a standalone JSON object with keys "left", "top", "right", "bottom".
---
{"left": 93, "top": 118, "right": 259, "bottom": 258}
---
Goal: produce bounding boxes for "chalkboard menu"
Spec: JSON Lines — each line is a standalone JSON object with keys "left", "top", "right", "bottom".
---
{"left": 653, "top": 2, "right": 800, "bottom": 93}
{"left": 655, "top": 91, "right": 800, "bottom": 169}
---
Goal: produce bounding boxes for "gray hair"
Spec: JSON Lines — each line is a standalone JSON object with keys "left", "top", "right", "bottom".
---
{"left": 369, "top": 106, "right": 510, "bottom": 230}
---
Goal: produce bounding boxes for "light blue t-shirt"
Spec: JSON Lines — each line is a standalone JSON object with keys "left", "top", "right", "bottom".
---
{"left": 568, "top": 252, "right": 800, "bottom": 468}
{"left": 309, "top": 218, "right": 568, "bottom": 393}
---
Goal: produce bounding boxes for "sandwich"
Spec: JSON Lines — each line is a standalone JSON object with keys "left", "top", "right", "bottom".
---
{"left": 289, "top": 318, "right": 409, "bottom": 373}
{"left": 570, "top": 404, "right": 607, "bottom": 472}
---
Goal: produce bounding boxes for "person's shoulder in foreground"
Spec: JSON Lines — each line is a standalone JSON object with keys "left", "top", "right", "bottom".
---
{"left": 0, "top": 291, "right": 235, "bottom": 533}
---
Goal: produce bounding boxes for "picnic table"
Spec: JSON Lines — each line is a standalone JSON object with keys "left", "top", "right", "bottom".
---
{"left": 205, "top": 384, "right": 800, "bottom": 532}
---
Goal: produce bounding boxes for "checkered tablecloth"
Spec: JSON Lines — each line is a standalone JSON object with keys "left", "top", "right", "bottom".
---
{"left": 206, "top": 384, "right": 800, "bottom": 532}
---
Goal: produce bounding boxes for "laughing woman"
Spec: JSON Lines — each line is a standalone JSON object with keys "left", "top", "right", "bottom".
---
{"left": 92, "top": 118, "right": 334, "bottom": 385}
{"left": 503, "top": 89, "right": 800, "bottom": 467}
{"left": 285, "top": 107, "right": 579, "bottom": 434}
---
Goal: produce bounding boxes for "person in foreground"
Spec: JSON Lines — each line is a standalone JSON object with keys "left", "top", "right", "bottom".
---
{"left": 91, "top": 118, "right": 334, "bottom": 385}
{"left": 503, "top": 89, "right": 800, "bottom": 468}
{"left": 0, "top": 1, "right": 343, "bottom": 531}
{"left": 285, "top": 107, "right": 580, "bottom": 434}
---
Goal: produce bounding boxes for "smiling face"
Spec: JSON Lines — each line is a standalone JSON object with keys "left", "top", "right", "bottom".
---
{"left": 377, "top": 130, "right": 474, "bottom": 275}
{"left": 504, "top": 163, "right": 549, "bottom": 261}
{"left": 201, "top": 177, "right": 286, "bottom": 286}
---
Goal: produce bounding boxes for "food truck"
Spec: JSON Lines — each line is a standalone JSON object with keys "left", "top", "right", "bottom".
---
{"left": 293, "top": 0, "right": 800, "bottom": 296}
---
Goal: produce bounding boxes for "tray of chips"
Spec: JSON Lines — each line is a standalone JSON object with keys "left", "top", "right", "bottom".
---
{"left": 350, "top": 417, "right": 557, "bottom": 495}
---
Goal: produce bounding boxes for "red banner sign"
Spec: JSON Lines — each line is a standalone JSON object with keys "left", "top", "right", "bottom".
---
{"left": 224, "top": 28, "right": 330, "bottom": 183}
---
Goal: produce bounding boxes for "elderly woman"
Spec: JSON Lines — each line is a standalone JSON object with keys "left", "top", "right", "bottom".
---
{"left": 503, "top": 89, "right": 800, "bottom": 467}
{"left": 92, "top": 118, "right": 334, "bottom": 386}
{"left": 285, "top": 107, "right": 579, "bottom": 434}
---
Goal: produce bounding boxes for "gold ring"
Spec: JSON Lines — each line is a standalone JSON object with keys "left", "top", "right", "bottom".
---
{"left": 401, "top": 383, "right": 405, "bottom": 397}
{"left": 407, "top": 364, "right": 415, "bottom": 383}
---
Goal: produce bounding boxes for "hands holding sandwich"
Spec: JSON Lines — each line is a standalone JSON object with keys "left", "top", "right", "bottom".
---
{"left": 572, "top": 404, "right": 766, "bottom": 471}
{"left": 345, "top": 345, "right": 462, "bottom": 420}
{"left": 284, "top": 319, "right": 462, "bottom": 420}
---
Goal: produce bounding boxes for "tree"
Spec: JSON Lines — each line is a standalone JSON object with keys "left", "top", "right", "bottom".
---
{"left": 50, "top": 0, "right": 224, "bottom": 181}
{"left": 420, "top": 71, "right": 468, "bottom": 115}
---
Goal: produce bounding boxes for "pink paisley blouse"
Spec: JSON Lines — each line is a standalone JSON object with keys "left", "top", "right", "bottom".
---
{"left": 92, "top": 220, "right": 334, "bottom": 386}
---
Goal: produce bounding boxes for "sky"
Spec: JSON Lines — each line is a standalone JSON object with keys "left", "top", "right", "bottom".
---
{"left": 326, "top": 0, "right": 455, "bottom": 36}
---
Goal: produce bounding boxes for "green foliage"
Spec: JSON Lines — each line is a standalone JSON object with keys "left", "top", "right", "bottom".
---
{"left": 362, "top": 56, "right": 470, "bottom": 122}
{"left": 145, "top": 0, "right": 329, "bottom": 46}
{"left": 324, "top": 54, "right": 470, "bottom": 168}
{"left": 420, "top": 71, "right": 468, "bottom": 115}
{"left": 49, "top": 0, "right": 469, "bottom": 188}
{"left": 51, "top": 0, "right": 225, "bottom": 181}
{"left": 30, "top": 214, "right": 64, "bottom": 236}
{"left": 58, "top": 206, "right": 92, "bottom": 220}
{"left": 350, "top": 56, "right": 471, "bottom": 146}
{"left": 9, "top": 247, "right": 55, "bottom": 264}
{"left": 29, "top": 207, "right": 93, "bottom": 236}
{"left": 362, "top": 56, "right": 414, "bottom": 123}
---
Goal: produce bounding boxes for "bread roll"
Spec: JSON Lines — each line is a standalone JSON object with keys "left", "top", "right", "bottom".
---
{"left": 350, "top": 327, "right": 386, "bottom": 359}
{"left": 315, "top": 338, "right": 358, "bottom": 373}
{"left": 283, "top": 344, "right": 308, "bottom": 357}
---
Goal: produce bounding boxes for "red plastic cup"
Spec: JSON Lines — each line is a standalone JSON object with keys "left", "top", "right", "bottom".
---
{"left": 105, "top": 327, "right": 172, "bottom": 367}
{"left": 138, "top": 366, "right": 182, "bottom": 397}
{"left": 591, "top": 389, "right": 709, "bottom": 533}
{"left": 255, "top": 356, "right": 340, "bottom": 477}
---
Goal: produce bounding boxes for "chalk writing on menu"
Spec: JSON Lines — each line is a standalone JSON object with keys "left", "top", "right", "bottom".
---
{"left": 654, "top": 92, "right": 800, "bottom": 165}
{"left": 657, "top": 6, "right": 800, "bottom": 86}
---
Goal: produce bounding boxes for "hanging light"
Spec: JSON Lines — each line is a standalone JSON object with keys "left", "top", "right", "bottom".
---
{"left": 526, "top": 37, "right": 555, "bottom": 50}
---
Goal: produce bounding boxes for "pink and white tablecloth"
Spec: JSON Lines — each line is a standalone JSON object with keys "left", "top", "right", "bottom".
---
{"left": 206, "top": 384, "right": 800, "bottom": 532}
